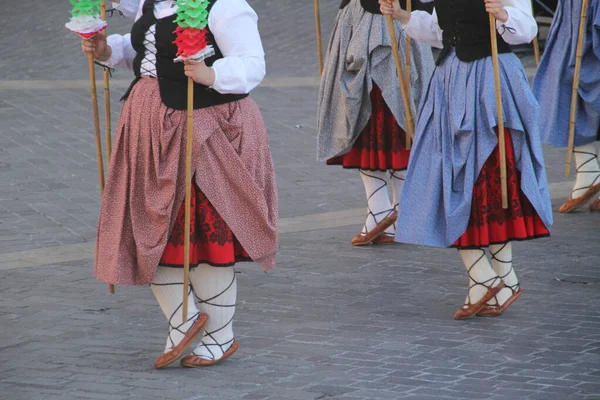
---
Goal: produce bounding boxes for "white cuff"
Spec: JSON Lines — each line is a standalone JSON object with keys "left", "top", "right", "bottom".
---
{"left": 496, "top": 7, "right": 538, "bottom": 45}
{"left": 112, "top": 0, "right": 139, "bottom": 19}
{"left": 209, "top": 66, "right": 220, "bottom": 91}
{"left": 101, "top": 34, "right": 126, "bottom": 69}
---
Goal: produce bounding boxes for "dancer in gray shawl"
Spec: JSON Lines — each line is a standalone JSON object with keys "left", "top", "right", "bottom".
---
{"left": 532, "top": 0, "right": 600, "bottom": 213}
{"left": 317, "top": 0, "right": 435, "bottom": 246}
{"left": 380, "top": 0, "right": 552, "bottom": 319}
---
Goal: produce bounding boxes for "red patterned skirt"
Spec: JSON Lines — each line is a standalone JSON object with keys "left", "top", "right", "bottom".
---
{"left": 159, "top": 180, "right": 251, "bottom": 268}
{"left": 327, "top": 84, "right": 410, "bottom": 171}
{"left": 453, "top": 128, "right": 550, "bottom": 248}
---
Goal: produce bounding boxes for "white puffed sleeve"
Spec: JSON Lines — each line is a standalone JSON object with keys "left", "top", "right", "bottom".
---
{"left": 404, "top": 10, "right": 443, "bottom": 49}
{"left": 111, "top": 0, "right": 141, "bottom": 19}
{"left": 497, "top": 0, "right": 538, "bottom": 45}
{"left": 103, "top": 34, "right": 137, "bottom": 70}
{"left": 101, "top": 0, "right": 142, "bottom": 69}
{"left": 207, "top": 0, "right": 266, "bottom": 94}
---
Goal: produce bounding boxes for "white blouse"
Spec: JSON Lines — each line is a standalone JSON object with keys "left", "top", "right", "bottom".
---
{"left": 405, "top": 0, "right": 538, "bottom": 49}
{"left": 104, "top": 0, "right": 266, "bottom": 94}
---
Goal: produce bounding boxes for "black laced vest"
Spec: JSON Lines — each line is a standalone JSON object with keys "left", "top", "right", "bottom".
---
{"left": 124, "top": 0, "right": 248, "bottom": 110}
{"left": 434, "top": 0, "right": 511, "bottom": 65}
{"left": 339, "top": 0, "right": 432, "bottom": 13}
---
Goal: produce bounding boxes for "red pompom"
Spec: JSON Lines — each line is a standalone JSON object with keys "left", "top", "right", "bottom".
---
{"left": 173, "top": 26, "right": 209, "bottom": 59}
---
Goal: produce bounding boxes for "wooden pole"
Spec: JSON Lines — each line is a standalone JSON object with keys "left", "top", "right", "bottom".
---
{"left": 532, "top": 37, "right": 541, "bottom": 66}
{"left": 100, "top": 3, "right": 112, "bottom": 165}
{"left": 489, "top": 14, "right": 508, "bottom": 209}
{"left": 314, "top": 0, "right": 324, "bottom": 76}
{"left": 100, "top": 2, "right": 115, "bottom": 295}
{"left": 404, "top": 0, "right": 412, "bottom": 149}
{"left": 531, "top": 0, "right": 540, "bottom": 65}
{"left": 565, "top": 0, "right": 589, "bottom": 177}
{"left": 87, "top": 54, "right": 115, "bottom": 291}
{"left": 87, "top": 54, "right": 105, "bottom": 197}
{"left": 385, "top": 15, "right": 415, "bottom": 142}
{"left": 182, "top": 77, "right": 194, "bottom": 323}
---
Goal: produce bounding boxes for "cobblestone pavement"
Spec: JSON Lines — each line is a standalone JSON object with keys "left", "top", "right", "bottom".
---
{"left": 1, "top": 1, "right": 599, "bottom": 400}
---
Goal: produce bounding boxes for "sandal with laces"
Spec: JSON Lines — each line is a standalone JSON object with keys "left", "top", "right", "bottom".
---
{"left": 476, "top": 286, "right": 523, "bottom": 317}
{"left": 181, "top": 339, "right": 239, "bottom": 367}
{"left": 154, "top": 313, "right": 208, "bottom": 369}
{"left": 454, "top": 250, "right": 505, "bottom": 320}
{"left": 559, "top": 150, "right": 600, "bottom": 213}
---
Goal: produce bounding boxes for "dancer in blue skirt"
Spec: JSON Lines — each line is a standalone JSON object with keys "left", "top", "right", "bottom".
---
{"left": 380, "top": 0, "right": 553, "bottom": 319}
{"left": 532, "top": 0, "right": 600, "bottom": 213}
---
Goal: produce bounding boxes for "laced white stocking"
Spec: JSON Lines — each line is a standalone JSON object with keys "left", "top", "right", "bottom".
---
{"left": 189, "top": 265, "right": 237, "bottom": 361}
{"left": 151, "top": 267, "right": 201, "bottom": 353}
{"left": 388, "top": 171, "right": 406, "bottom": 236}
{"left": 459, "top": 249, "right": 501, "bottom": 307}
{"left": 359, "top": 170, "right": 394, "bottom": 235}
{"left": 572, "top": 144, "right": 600, "bottom": 199}
{"left": 487, "top": 243, "right": 518, "bottom": 306}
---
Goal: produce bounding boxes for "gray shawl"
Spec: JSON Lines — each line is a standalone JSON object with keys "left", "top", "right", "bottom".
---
{"left": 316, "top": 0, "right": 435, "bottom": 161}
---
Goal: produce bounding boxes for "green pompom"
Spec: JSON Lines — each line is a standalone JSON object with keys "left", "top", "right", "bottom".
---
{"left": 70, "top": 0, "right": 103, "bottom": 17}
{"left": 175, "top": 0, "right": 211, "bottom": 29}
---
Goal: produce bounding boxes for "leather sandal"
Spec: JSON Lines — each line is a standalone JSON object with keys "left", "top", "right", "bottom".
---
{"left": 453, "top": 281, "right": 505, "bottom": 320}
{"left": 351, "top": 211, "right": 398, "bottom": 246}
{"left": 373, "top": 235, "right": 396, "bottom": 245}
{"left": 559, "top": 182, "right": 600, "bottom": 213}
{"left": 154, "top": 313, "right": 208, "bottom": 369}
{"left": 180, "top": 340, "right": 239, "bottom": 368}
{"left": 476, "top": 287, "right": 523, "bottom": 317}
{"left": 590, "top": 197, "right": 600, "bottom": 212}
{"left": 559, "top": 149, "right": 600, "bottom": 213}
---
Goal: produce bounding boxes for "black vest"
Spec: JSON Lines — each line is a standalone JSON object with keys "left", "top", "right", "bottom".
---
{"left": 127, "top": 0, "right": 248, "bottom": 110}
{"left": 434, "top": 0, "right": 511, "bottom": 65}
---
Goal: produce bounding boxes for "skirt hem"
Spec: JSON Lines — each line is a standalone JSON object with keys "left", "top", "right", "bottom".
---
{"left": 159, "top": 256, "right": 253, "bottom": 269}
{"left": 450, "top": 233, "right": 551, "bottom": 249}
{"left": 326, "top": 164, "right": 408, "bottom": 172}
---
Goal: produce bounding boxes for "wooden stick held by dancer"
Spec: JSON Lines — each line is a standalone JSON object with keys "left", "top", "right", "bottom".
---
{"left": 100, "top": 1, "right": 115, "bottom": 295}
{"left": 530, "top": 0, "right": 540, "bottom": 65}
{"left": 565, "top": 0, "right": 589, "bottom": 177}
{"left": 488, "top": 14, "right": 508, "bottom": 209}
{"left": 100, "top": 2, "right": 112, "bottom": 165}
{"left": 314, "top": 0, "right": 324, "bottom": 76}
{"left": 404, "top": 0, "right": 412, "bottom": 149}
{"left": 87, "top": 54, "right": 105, "bottom": 197}
{"left": 182, "top": 77, "right": 194, "bottom": 323}
{"left": 532, "top": 37, "right": 540, "bottom": 65}
{"left": 385, "top": 14, "right": 415, "bottom": 142}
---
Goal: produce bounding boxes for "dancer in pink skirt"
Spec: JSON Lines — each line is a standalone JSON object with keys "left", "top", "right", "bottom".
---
{"left": 81, "top": 0, "right": 278, "bottom": 368}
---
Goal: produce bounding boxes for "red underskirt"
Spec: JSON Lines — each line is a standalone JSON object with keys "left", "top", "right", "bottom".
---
{"left": 454, "top": 128, "right": 550, "bottom": 248}
{"left": 327, "top": 84, "right": 410, "bottom": 171}
{"left": 159, "top": 181, "right": 251, "bottom": 268}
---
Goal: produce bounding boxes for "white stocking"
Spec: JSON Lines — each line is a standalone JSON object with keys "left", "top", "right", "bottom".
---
{"left": 458, "top": 249, "right": 501, "bottom": 306}
{"left": 389, "top": 171, "right": 406, "bottom": 236}
{"left": 359, "top": 169, "right": 394, "bottom": 235}
{"left": 151, "top": 266, "right": 201, "bottom": 353}
{"left": 189, "top": 265, "right": 237, "bottom": 361}
{"left": 488, "top": 243, "right": 518, "bottom": 306}
{"left": 572, "top": 143, "right": 600, "bottom": 199}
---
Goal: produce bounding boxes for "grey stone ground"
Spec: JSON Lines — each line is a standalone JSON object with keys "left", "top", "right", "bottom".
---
{"left": 0, "top": 1, "right": 599, "bottom": 399}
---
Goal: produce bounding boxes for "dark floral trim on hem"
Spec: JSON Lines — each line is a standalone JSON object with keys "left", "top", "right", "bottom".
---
{"left": 333, "top": 166, "right": 408, "bottom": 172}
{"left": 159, "top": 256, "right": 253, "bottom": 269}
{"left": 450, "top": 233, "right": 551, "bottom": 250}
